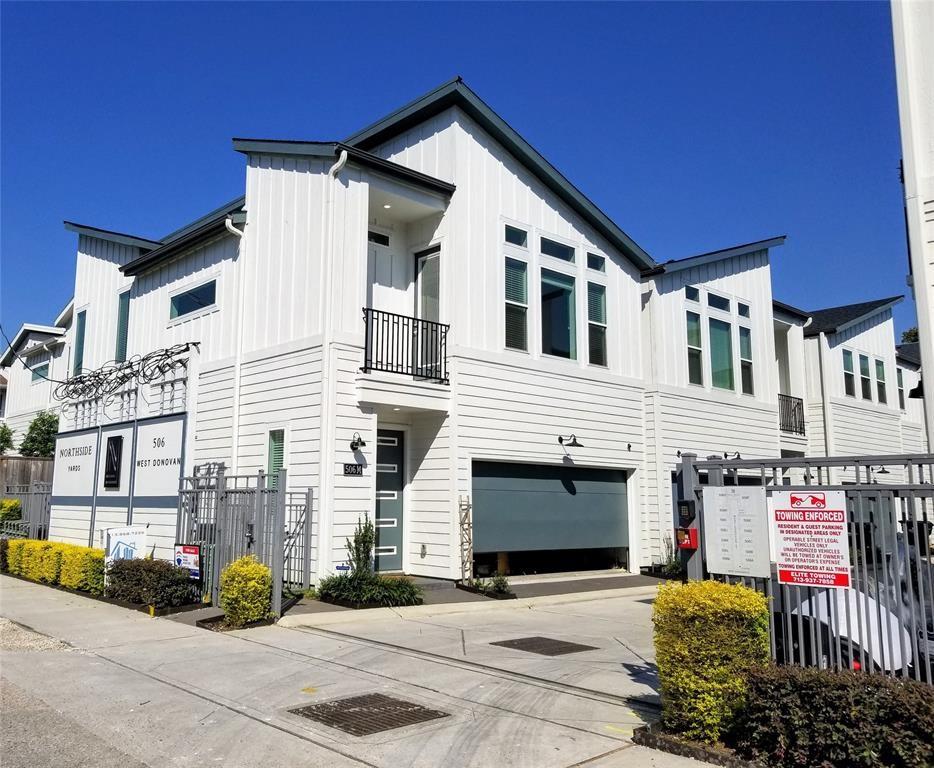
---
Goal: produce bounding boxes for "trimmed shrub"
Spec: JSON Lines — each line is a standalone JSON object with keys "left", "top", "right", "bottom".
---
{"left": 106, "top": 558, "right": 197, "bottom": 608}
{"left": 0, "top": 498, "right": 22, "bottom": 521}
{"left": 59, "top": 545, "right": 105, "bottom": 595}
{"left": 35, "top": 542, "right": 63, "bottom": 584}
{"left": 6, "top": 539, "right": 26, "bottom": 574}
{"left": 219, "top": 555, "right": 272, "bottom": 627}
{"left": 18, "top": 540, "right": 52, "bottom": 582}
{"left": 0, "top": 537, "right": 8, "bottom": 572}
{"left": 653, "top": 580, "right": 769, "bottom": 743}
{"left": 317, "top": 571, "right": 422, "bottom": 608}
{"left": 731, "top": 664, "right": 934, "bottom": 767}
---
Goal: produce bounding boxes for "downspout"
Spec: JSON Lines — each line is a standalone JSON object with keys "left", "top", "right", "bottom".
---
{"left": 816, "top": 331, "right": 835, "bottom": 482}
{"left": 317, "top": 149, "right": 348, "bottom": 578}
{"left": 226, "top": 216, "right": 246, "bottom": 473}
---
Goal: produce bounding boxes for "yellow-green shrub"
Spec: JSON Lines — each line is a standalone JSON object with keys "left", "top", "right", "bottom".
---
{"left": 0, "top": 498, "right": 22, "bottom": 521}
{"left": 219, "top": 555, "right": 272, "bottom": 627}
{"left": 18, "top": 540, "right": 50, "bottom": 581}
{"left": 59, "top": 545, "right": 105, "bottom": 595}
{"left": 4, "top": 539, "right": 105, "bottom": 595}
{"left": 653, "top": 580, "right": 769, "bottom": 743}
{"left": 6, "top": 538, "right": 27, "bottom": 574}
{"left": 35, "top": 542, "right": 63, "bottom": 584}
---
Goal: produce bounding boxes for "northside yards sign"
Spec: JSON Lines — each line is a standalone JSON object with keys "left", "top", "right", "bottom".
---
{"left": 770, "top": 490, "right": 851, "bottom": 589}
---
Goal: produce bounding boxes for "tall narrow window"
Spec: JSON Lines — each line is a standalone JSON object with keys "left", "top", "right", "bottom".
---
{"left": 843, "top": 349, "right": 855, "bottom": 396}
{"left": 897, "top": 368, "right": 906, "bottom": 410}
{"left": 541, "top": 269, "right": 576, "bottom": 359}
{"left": 686, "top": 311, "right": 703, "bottom": 385}
{"left": 115, "top": 290, "right": 130, "bottom": 363}
{"left": 504, "top": 258, "right": 528, "bottom": 351}
{"left": 859, "top": 354, "right": 872, "bottom": 400}
{"left": 267, "top": 429, "right": 285, "bottom": 489}
{"left": 709, "top": 318, "right": 734, "bottom": 390}
{"left": 73, "top": 310, "right": 86, "bottom": 376}
{"left": 875, "top": 359, "right": 887, "bottom": 405}
{"left": 739, "top": 327, "right": 754, "bottom": 395}
{"left": 587, "top": 282, "right": 607, "bottom": 366}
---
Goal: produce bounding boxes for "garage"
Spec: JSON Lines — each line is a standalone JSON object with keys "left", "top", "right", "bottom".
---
{"left": 471, "top": 461, "right": 629, "bottom": 575}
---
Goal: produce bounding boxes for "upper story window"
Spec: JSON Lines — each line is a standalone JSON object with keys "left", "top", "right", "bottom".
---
{"left": 587, "top": 282, "right": 607, "bottom": 366}
{"left": 31, "top": 363, "right": 49, "bottom": 383}
{"left": 685, "top": 286, "right": 700, "bottom": 302}
{"left": 505, "top": 225, "right": 527, "bottom": 248}
{"left": 738, "top": 302, "right": 750, "bottom": 318}
{"left": 170, "top": 280, "right": 217, "bottom": 320}
{"left": 709, "top": 317, "right": 734, "bottom": 390}
{"left": 739, "top": 327, "right": 754, "bottom": 395}
{"left": 686, "top": 311, "right": 703, "bottom": 385}
{"left": 368, "top": 230, "right": 390, "bottom": 247}
{"left": 897, "top": 368, "right": 906, "bottom": 410}
{"left": 859, "top": 354, "right": 872, "bottom": 400}
{"left": 707, "top": 293, "right": 730, "bottom": 312}
{"left": 874, "top": 359, "right": 887, "bottom": 405}
{"left": 115, "top": 290, "right": 130, "bottom": 363}
{"left": 504, "top": 257, "right": 528, "bottom": 351}
{"left": 541, "top": 268, "right": 576, "bottom": 359}
{"left": 541, "top": 236, "right": 575, "bottom": 263}
{"left": 587, "top": 253, "right": 605, "bottom": 272}
{"left": 843, "top": 349, "right": 855, "bottom": 396}
{"left": 73, "top": 310, "right": 86, "bottom": 376}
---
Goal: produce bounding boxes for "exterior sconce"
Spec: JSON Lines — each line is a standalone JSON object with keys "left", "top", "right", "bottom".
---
{"left": 876, "top": 466, "right": 890, "bottom": 476}
{"left": 350, "top": 432, "right": 366, "bottom": 452}
{"left": 558, "top": 434, "right": 583, "bottom": 448}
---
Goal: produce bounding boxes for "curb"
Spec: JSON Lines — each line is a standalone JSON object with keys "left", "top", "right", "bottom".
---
{"left": 278, "top": 583, "right": 659, "bottom": 628}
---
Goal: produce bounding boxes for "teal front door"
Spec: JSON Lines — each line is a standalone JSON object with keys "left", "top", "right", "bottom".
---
{"left": 375, "top": 429, "right": 404, "bottom": 571}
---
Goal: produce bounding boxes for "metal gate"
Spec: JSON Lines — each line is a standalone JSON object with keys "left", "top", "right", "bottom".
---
{"left": 2, "top": 482, "right": 52, "bottom": 539}
{"left": 678, "top": 452, "right": 934, "bottom": 684}
{"left": 176, "top": 465, "right": 314, "bottom": 617}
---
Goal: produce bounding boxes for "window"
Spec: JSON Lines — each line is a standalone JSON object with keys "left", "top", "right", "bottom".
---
{"left": 31, "top": 363, "right": 49, "bottom": 383}
{"left": 367, "top": 230, "right": 390, "bottom": 246}
{"left": 685, "top": 286, "right": 700, "bottom": 302}
{"left": 587, "top": 253, "right": 605, "bottom": 272}
{"left": 73, "top": 310, "right": 86, "bottom": 376}
{"left": 709, "top": 318, "right": 734, "bottom": 390}
{"left": 859, "top": 354, "right": 872, "bottom": 400}
{"left": 267, "top": 429, "right": 285, "bottom": 489}
{"left": 686, "top": 311, "right": 703, "bottom": 385}
{"left": 897, "top": 368, "right": 906, "bottom": 410}
{"left": 115, "top": 290, "right": 130, "bottom": 363}
{"left": 708, "top": 293, "right": 730, "bottom": 312}
{"left": 104, "top": 435, "right": 123, "bottom": 490}
{"left": 843, "top": 349, "right": 855, "bottom": 396}
{"left": 170, "top": 280, "right": 216, "bottom": 320}
{"left": 875, "top": 359, "right": 887, "bottom": 405}
{"left": 504, "top": 258, "right": 528, "bottom": 351}
{"left": 541, "top": 268, "right": 576, "bottom": 359}
{"left": 541, "top": 236, "right": 575, "bottom": 263}
{"left": 505, "top": 225, "right": 527, "bottom": 247}
{"left": 587, "top": 282, "right": 607, "bottom": 366}
{"left": 738, "top": 302, "right": 750, "bottom": 318}
{"left": 739, "top": 327, "right": 754, "bottom": 395}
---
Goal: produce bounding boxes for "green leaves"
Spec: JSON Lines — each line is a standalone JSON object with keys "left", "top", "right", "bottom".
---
{"left": 19, "top": 410, "right": 59, "bottom": 458}
{"left": 317, "top": 572, "right": 422, "bottom": 608}
{"left": 219, "top": 555, "right": 272, "bottom": 627}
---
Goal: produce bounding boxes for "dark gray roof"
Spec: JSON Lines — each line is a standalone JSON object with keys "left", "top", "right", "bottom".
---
{"left": 803, "top": 296, "right": 904, "bottom": 337}
{"left": 897, "top": 342, "right": 921, "bottom": 366}
{"left": 772, "top": 299, "right": 811, "bottom": 322}
{"left": 344, "top": 77, "right": 655, "bottom": 271}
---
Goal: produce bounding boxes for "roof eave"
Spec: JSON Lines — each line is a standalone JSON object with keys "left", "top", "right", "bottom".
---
{"left": 646, "top": 236, "right": 787, "bottom": 277}
{"left": 64, "top": 222, "right": 162, "bottom": 251}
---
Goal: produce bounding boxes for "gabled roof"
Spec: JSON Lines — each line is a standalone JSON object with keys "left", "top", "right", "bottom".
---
{"left": 0, "top": 324, "right": 66, "bottom": 367}
{"left": 54, "top": 299, "right": 74, "bottom": 329}
{"left": 344, "top": 77, "right": 655, "bottom": 271}
{"left": 63, "top": 221, "right": 162, "bottom": 251}
{"left": 897, "top": 342, "right": 921, "bottom": 367}
{"left": 772, "top": 299, "right": 811, "bottom": 323}
{"left": 642, "top": 236, "right": 786, "bottom": 278}
{"left": 803, "top": 296, "right": 904, "bottom": 337}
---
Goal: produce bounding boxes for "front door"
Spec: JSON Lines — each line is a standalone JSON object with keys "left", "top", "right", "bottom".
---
{"left": 375, "top": 429, "right": 404, "bottom": 571}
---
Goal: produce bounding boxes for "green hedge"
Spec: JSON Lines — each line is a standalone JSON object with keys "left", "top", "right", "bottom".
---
{"left": 653, "top": 580, "right": 770, "bottom": 743}
{"left": 105, "top": 558, "right": 197, "bottom": 608}
{"left": 3, "top": 539, "right": 104, "bottom": 595}
{"left": 219, "top": 555, "right": 271, "bottom": 627}
{"left": 317, "top": 571, "right": 422, "bottom": 608}
{"left": 730, "top": 665, "right": 934, "bottom": 767}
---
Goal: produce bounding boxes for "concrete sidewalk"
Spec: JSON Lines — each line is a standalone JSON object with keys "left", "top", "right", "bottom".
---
{"left": 0, "top": 576, "right": 711, "bottom": 768}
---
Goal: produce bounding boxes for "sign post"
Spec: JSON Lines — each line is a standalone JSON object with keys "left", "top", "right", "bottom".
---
{"left": 770, "top": 490, "right": 851, "bottom": 588}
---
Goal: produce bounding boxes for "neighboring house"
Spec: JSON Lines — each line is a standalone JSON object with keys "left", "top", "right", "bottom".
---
{"left": 0, "top": 302, "right": 73, "bottom": 454}
{"left": 43, "top": 78, "right": 929, "bottom": 577}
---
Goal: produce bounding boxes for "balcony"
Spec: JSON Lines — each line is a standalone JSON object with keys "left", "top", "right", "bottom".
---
{"left": 778, "top": 393, "right": 805, "bottom": 436}
{"left": 361, "top": 308, "right": 450, "bottom": 385}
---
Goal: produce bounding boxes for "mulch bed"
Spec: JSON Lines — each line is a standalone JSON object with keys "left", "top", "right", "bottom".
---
{"left": 196, "top": 614, "right": 276, "bottom": 632}
{"left": 319, "top": 597, "right": 424, "bottom": 610}
{"left": 455, "top": 583, "right": 516, "bottom": 600}
{"left": 632, "top": 724, "right": 758, "bottom": 768}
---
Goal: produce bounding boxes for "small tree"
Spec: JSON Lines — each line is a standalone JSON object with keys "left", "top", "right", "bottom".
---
{"left": 345, "top": 514, "right": 375, "bottom": 575}
{"left": 0, "top": 423, "right": 13, "bottom": 456}
{"left": 902, "top": 327, "right": 919, "bottom": 343}
{"left": 19, "top": 411, "right": 59, "bottom": 458}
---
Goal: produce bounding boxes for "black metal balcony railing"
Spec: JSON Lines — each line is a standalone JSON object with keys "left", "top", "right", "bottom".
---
{"left": 778, "top": 393, "right": 805, "bottom": 436}
{"left": 362, "top": 308, "right": 450, "bottom": 384}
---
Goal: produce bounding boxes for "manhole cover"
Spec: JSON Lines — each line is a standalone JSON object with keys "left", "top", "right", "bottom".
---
{"left": 489, "top": 636, "right": 599, "bottom": 656}
{"left": 289, "top": 693, "right": 449, "bottom": 736}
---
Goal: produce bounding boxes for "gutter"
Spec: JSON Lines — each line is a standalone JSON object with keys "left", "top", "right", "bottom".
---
{"left": 227, "top": 216, "right": 246, "bottom": 473}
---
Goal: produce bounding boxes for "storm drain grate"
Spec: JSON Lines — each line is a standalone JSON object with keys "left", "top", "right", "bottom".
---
{"left": 489, "top": 636, "right": 600, "bottom": 656}
{"left": 289, "top": 693, "right": 449, "bottom": 736}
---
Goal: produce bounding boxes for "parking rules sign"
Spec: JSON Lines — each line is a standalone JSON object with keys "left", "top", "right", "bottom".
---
{"left": 770, "top": 490, "right": 851, "bottom": 588}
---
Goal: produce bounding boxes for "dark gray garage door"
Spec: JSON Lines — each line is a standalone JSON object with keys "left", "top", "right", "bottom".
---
{"left": 472, "top": 462, "right": 628, "bottom": 554}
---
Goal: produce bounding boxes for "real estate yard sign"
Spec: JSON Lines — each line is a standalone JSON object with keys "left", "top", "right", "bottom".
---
{"left": 105, "top": 526, "right": 148, "bottom": 567}
{"left": 770, "top": 490, "right": 851, "bottom": 588}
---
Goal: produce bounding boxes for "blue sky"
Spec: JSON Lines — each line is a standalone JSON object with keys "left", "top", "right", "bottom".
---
{"left": 0, "top": 1, "right": 916, "bottom": 339}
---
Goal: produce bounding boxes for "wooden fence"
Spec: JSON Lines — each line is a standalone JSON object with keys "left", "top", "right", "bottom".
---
{"left": 0, "top": 457, "right": 53, "bottom": 490}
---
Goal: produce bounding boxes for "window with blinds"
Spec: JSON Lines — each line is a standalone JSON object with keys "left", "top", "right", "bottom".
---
{"left": 115, "top": 290, "right": 130, "bottom": 363}
{"left": 73, "top": 310, "right": 86, "bottom": 376}
{"left": 686, "top": 311, "right": 703, "bottom": 385}
{"left": 587, "top": 282, "right": 607, "bottom": 366}
{"left": 267, "top": 429, "right": 285, "bottom": 488}
{"left": 504, "top": 257, "right": 528, "bottom": 351}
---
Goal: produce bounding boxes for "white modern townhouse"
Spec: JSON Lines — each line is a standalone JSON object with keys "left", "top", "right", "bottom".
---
{"left": 40, "top": 78, "right": 928, "bottom": 579}
{"left": 0, "top": 301, "right": 73, "bottom": 453}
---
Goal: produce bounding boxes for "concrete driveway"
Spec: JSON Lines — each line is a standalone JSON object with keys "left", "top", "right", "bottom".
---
{"left": 1, "top": 576, "right": 710, "bottom": 768}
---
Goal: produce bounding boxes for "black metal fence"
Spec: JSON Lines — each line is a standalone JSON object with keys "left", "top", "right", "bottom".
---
{"left": 777, "top": 393, "right": 805, "bottom": 435}
{"left": 679, "top": 452, "right": 934, "bottom": 684}
{"left": 1, "top": 482, "right": 52, "bottom": 539}
{"left": 362, "top": 307, "right": 449, "bottom": 384}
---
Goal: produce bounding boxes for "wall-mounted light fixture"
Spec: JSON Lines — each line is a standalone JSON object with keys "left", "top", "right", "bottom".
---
{"left": 876, "top": 466, "right": 890, "bottom": 476}
{"left": 558, "top": 434, "right": 583, "bottom": 448}
{"left": 350, "top": 432, "right": 366, "bottom": 452}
